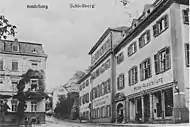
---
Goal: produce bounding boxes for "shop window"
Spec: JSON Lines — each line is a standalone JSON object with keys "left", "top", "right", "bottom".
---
{"left": 0, "top": 60, "right": 3, "bottom": 71}
{"left": 164, "top": 88, "right": 173, "bottom": 117}
{"left": 31, "top": 101, "right": 37, "bottom": 112}
{"left": 154, "top": 47, "right": 171, "bottom": 74}
{"left": 185, "top": 43, "right": 189, "bottom": 67}
{"left": 117, "top": 73, "right": 125, "bottom": 90}
{"left": 12, "top": 61, "right": 18, "bottom": 71}
{"left": 153, "top": 15, "right": 168, "bottom": 37}
{"left": 117, "top": 52, "right": 124, "bottom": 64}
{"left": 128, "top": 66, "right": 138, "bottom": 86}
{"left": 128, "top": 41, "right": 137, "bottom": 56}
{"left": 139, "top": 30, "right": 150, "bottom": 48}
{"left": 140, "top": 58, "right": 152, "bottom": 81}
{"left": 183, "top": 9, "right": 189, "bottom": 24}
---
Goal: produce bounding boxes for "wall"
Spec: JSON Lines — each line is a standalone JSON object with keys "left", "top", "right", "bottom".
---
{"left": 116, "top": 7, "right": 173, "bottom": 97}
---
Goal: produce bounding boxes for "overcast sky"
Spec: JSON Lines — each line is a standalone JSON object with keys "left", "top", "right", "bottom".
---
{"left": 0, "top": 0, "right": 154, "bottom": 91}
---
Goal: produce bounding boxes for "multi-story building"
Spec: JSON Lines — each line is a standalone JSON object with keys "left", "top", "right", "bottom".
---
{"left": 78, "top": 72, "right": 91, "bottom": 120}
{"left": 114, "top": 0, "right": 189, "bottom": 124}
{"left": 0, "top": 38, "right": 47, "bottom": 123}
{"left": 78, "top": 27, "right": 128, "bottom": 123}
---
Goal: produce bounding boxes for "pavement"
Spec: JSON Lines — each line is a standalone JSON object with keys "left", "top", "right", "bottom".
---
{"left": 46, "top": 117, "right": 190, "bottom": 127}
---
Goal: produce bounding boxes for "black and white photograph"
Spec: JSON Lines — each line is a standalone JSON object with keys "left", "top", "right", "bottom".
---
{"left": 0, "top": 0, "right": 189, "bottom": 127}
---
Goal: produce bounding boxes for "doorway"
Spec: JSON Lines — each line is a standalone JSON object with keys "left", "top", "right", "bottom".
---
{"left": 144, "top": 94, "right": 150, "bottom": 122}
{"left": 136, "top": 97, "right": 142, "bottom": 121}
{"left": 153, "top": 91, "right": 162, "bottom": 119}
{"left": 117, "top": 103, "right": 124, "bottom": 123}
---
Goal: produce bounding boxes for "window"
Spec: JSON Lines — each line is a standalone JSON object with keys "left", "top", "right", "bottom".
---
{"left": 11, "top": 100, "right": 17, "bottom": 112}
{"left": 185, "top": 43, "right": 189, "bottom": 67}
{"left": 107, "top": 78, "right": 111, "bottom": 93}
{"left": 97, "top": 84, "right": 100, "bottom": 97}
{"left": 183, "top": 9, "right": 189, "bottom": 24}
{"left": 0, "top": 60, "right": 3, "bottom": 71}
{"left": 86, "top": 93, "right": 89, "bottom": 103}
{"left": 117, "top": 73, "right": 125, "bottom": 90}
{"left": 95, "top": 69, "right": 100, "bottom": 77}
{"left": 12, "top": 81, "right": 18, "bottom": 92}
{"left": 92, "top": 88, "right": 95, "bottom": 100}
{"left": 31, "top": 63, "right": 38, "bottom": 70}
{"left": 12, "top": 44, "right": 19, "bottom": 52}
{"left": 128, "top": 42, "right": 137, "bottom": 56}
{"left": 105, "top": 59, "right": 110, "bottom": 70}
{"left": 128, "top": 66, "right": 138, "bottom": 86}
{"left": 153, "top": 15, "right": 169, "bottom": 37}
{"left": 79, "top": 85, "right": 82, "bottom": 91}
{"left": 101, "top": 82, "right": 105, "bottom": 95}
{"left": 31, "top": 79, "right": 38, "bottom": 92}
{"left": 106, "top": 105, "right": 111, "bottom": 117}
{"left": 101, "top": 107, "right": 104, "bottom": 118}
{"left": 140, "top": 58, "right": 152, "bottom": 81}
{"left": 82, "top": 82, "right": 85, "bottom": 89}
{"left": 154, "top": 47, "right": 171, "bottom": 74}
{"left": 117, "top": 52, "right": 124, "bottom": 64}
{"left": 86, "top": 80, "right": 89, "bottom": 87}
{"left": 12, "top": 61, "right": 18, "bottom": 71}
{"left": 139, "top": 30, "right": 150, "bottom": 48}
{"left": 31, "top": 101, "right": 37, "bottom": 112}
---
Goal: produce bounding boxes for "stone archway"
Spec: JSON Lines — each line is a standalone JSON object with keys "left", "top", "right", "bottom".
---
{"left": 117, "top": 103, "right": 124, "bottom": 123}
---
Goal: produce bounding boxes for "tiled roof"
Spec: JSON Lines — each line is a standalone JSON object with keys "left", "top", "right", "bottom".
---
{"left": 0, "top": 39, "right": 47, "bottom": 58}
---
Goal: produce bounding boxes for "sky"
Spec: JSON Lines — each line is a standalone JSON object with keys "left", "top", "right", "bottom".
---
{"left": 0, "top": 0, "right": 154, "bottom": 91}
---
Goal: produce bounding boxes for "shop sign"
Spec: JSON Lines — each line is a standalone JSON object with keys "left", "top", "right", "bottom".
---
{"left": 134, "top": 78, "right": 163, "bottom": 91}
{"left": 93, "top": 94, "right": 110, "bottom": 108}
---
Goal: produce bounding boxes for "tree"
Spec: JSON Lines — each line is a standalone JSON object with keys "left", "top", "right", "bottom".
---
{"left": 14, "top": 69, "right": 47, "bottom": 125}
{"left": 0, "top": 15, "right": 16, "bottom": 39}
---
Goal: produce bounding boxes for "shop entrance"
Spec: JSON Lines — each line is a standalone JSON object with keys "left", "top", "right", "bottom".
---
{"left": 136, "top": 97, "right": 142, "bottom": 121}
{"left": 164, "top": 88, "right": 173, "bottom": 118}
{"left": 153, "top": 91, "right": 162, "bottom": 119}
{"left": 144, "top": 94, "right": 150, "bottom": 122}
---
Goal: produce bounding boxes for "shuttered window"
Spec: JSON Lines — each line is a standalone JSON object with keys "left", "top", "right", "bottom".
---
{"left": 140, "top": 58, "right": 152, "bottom": 81}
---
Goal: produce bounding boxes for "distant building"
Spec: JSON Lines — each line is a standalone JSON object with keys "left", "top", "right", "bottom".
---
{"left": 0, "top": 39, "right": 47, "bottom": 123}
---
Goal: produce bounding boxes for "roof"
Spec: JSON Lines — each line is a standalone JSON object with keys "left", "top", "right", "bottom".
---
{"left": 0, "top": 39, "right": 47, "bottom": 58}
{"left": 76, "top": 72, "right": 90, "bottom": 84}
{"left": 88, "top": 26, "right": 128, "bottom": 55}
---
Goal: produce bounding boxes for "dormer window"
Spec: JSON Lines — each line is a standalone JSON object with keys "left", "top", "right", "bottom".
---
{"left": 30, "top": 79, "right": 39, "bottom": 92}
{"left": 12, "top": 44, "right": 19, "bottom": 52}
{"left": 32, "top": 49, "right": 38, "bottom": 53}
{"left": 147, "top": 9, "right": 151, "bottom": 14}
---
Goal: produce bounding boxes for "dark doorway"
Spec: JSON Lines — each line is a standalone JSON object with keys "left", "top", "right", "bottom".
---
{"left": 136, "top": 97, "right": 142, "bottom": 121}
{"left": 117, "top": 103, "right": 124, "bottom": 123}
{"left": 144, "top": 94, "right": 150, "bottom": 122}
{"left": 164, "top": 88, "right": 173, "bottom": 117}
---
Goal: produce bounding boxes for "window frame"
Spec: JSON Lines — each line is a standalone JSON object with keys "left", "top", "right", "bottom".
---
{"left": 12, "top": 44, "right": 19, "bottom": 52}
{"left": 31, "top": 101, "right": 37, "bottom": 112}
{"left": 0, "top": 60, "right": 3, "bottom": 71}
{"left": 185, "top": 43, "right": 189, "bottom": 67}
{"left": 12, "top": 61, "right": 18, "bottom": 71}
{"left": 128, "top": 41, "right": 137, "bottom": 56}
{"left": 117, "top": 52, "right": 124, "bottom": 64}
{"left": 139, "top": 30, "right": 151, "bottom": 48}
{"left": 182, "top": 9, "right": 189, "bottom": 25}
{"left": 140, "top": 58, "right": 152, "bottom": 81}
{"left": 128, "top": 66, "right": 138, "bottom": 86}
{"left": 154, "top": 47, "right": 171, "bottom": 74}
{"left": 117, "top": 73, "right": 125, "bottom": 90}
{"left": 30, "top": 79, "right": 39, "bottom": 92}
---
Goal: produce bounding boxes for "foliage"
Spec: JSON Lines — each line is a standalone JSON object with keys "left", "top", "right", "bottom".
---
{"left": 14, "top": 69, "right": 46, "bottom": 124}
{"left": 54, "top": 92, "right": 79, "bottom": 119}
{"left": 0, "top": 15, "right": 16, "bottom": 39}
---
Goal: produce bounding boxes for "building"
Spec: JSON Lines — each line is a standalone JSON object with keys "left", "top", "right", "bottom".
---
{"left": 114, "top": 0, "right": 189, "bottom": 124}
{"left": 0, "top": 38, "right": 47, "bottom": 123}
{"left": 78, "top": 27, "right": 128, "bottom": 123}
{"left": 78, "top": 72, "right": 91, "bottom": 120}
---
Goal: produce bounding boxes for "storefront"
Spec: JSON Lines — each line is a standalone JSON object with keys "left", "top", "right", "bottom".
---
{"left": 128, "top": 83, "right": 174, "bottom": 123}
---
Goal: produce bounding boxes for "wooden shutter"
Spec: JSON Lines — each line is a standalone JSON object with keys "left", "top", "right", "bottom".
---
{"left": 154, "top": 54, "right": 159, "bottom": 74}
{"left": 166, "top": 47, "right": 171, "bottom": 69}
{"left": 153, "top": 24, "right": 158, "bottom": 37}
{"left": 139, "top": 37, "right": 142, "bottom": 48}
{"left": 147, "top": 30, "right": 150, "bottom": 42}
{"left": 128, "top": 70, "right": 131, "bottom": 86}
{"left": 164, "top": 15, "right": 169, "bottom": 28}
{"left": 140, "top": 63, "right": 143, "bottom": 81}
